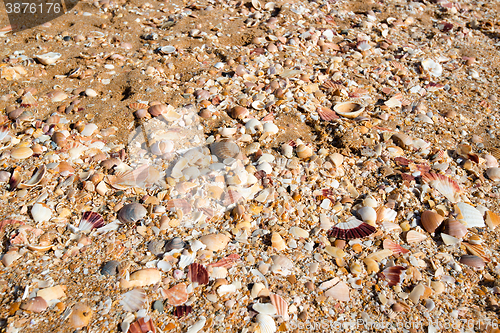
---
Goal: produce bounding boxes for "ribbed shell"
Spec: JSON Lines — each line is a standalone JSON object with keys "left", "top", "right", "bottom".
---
{"left": 79, "top": 211, "right": 105, "bottom": 231}
{"left": 327, "top": 218, "right": 376, "bottom": 240}
{"left": 188, "top": 263, "right": 209, "bottom": 285}
{"left": 210, "top": 141, "right": 240, "bottom": 160}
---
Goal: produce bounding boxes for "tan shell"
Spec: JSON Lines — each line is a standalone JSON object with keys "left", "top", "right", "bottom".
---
{"left": 11, "top": 147, "right": 33, "bottom": 159}
{"left": 20, "top": 296, "right": 48, "bottom": 313}
{"left": 210, "top": 141, "right": 240, "bottom": 160}
{"left": 324, "top": 281, "right": 350, "bottom": 301}
{"left": 442, "top": 218, "right": 467, "bottom": 239}
{"left": 406, "top": 230, "right": 427, "bottom": 244}
{"left": 52, "top": 132, "right": 67, "bottom": 147}
{"left": 148, "top": 104, "right": 168, "bottom": 117}
{"left": 392, "top": 133, "right": 413, "bottom": 149}
{"left": 230, "top": 106, "right": 249, "bottom": 119}
{"left": 486, "top": 167, "right": 500, "bottom": 181}
{"left": 164, "top": 283, "right": 188, "bottom": 306}
{"left": 333, "top": 101, "right": 365, "bottom": 118}
{"left": 363, "top": 257, "right": 379, "bottom": 274}
{"left": 37, "top": 285, "right": 66, "bottom": 301}
{"left": 18, "top": 165, "right": 46, "bottom": 189}
{"left": 420, "top": 210, "right": 444, "bottom": 233}
{"left": 199, "top": 233, "right": 230, "bottom": 251}
{"left": 69, "top": 303, "right": 92, "bottom": 329}
{"left": 120, "top": 268, "right": 161, "bottom": 288}
{"left": 296, "top": 144, "right": 312, "bottom": 159}
{"left": 271, "top": 232, "right": 286, "bottom": 251}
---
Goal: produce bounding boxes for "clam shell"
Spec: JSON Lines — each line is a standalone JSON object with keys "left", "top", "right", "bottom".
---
{"left": 20, "top": 296, "right": 48, "bottom": 313}
{"left": 256, "top": 314, "right": 276, "bottom": 333}
{"left": 118, "top": 203, "right": 147, "bottom": 224}
{"left": 271, "top": 232, "right": 286, "bottom": 251}
{"left": 199, "top": 233, "right": 230, "bottom": 251}
{"left": 459, "top": 255, "right": 485, "bottom": 269}
{"left": 270, "top": 294, "right": 289, "bottom": 320}
{"left": 79, "top": 211, "right": 105, "bottom": 231}
{"left": 253, "top": 303, "right": 277, "bottom": 315}
{"left": 441, "top": 233, "right": 460, "bottom": 245}
{"left": 406, "top": 230, "right": 427, "bottom": 244}
{"left": 325, "top": 281, "right": 350, "bottom": 301}
{"left": 420, "top": 210, "right": 444, "bottom": 233}
{"left": 333, "top": 101, "right": 365, "bottom": 118}
{"left": 11, "top": 147, "right": 33, "bottom": 159}
{"left": 456, "top": 202, "right": 485, "bottom": 228}
{"left": 382, "top": 239, "right": 409, "bottom": 254}
{"left": 486, "top": 167, "right": 500, "bottom": 181}
{"left": 230, "top": 106, "right": 249, "bottom": 119}
{"left": 129, "top": 317, "right": 156, "bottom": 333}
{"left": 442, "top": 219, "right": 467, "bottom": 239}
{"left": 357, "top": 206, "right": 377, "bottom": 225}
{"left": 101, "top": 260, "right": 120, "bottom": 276}
{"left": 164, "top": 237, "right": 186, "bottom": 252}
{"left": 164, "top": 283, "right": 188, "bottom": 306}
{"left": 48, "top": 90, "right": 68, "bottom": 102}
{"left": 148, "top": 104, "right": 168, "bottom": 117}
{"left": 120, "top": 268, "right": 161, "bottom": 289}
{"left": 186, "top": 317, "right": 206, "bottom": 333}
{"left": 69, "top": 303, "right": 92, "bottom": 329}
{"left": 159, "top": 45, "right": 176, "bottom": 54}
{"left": 18, "top": 165, "right": 46, "bottom": 189}
{"left": 31, "top": 203, "right": 52, "bottom": 222}
{"left": 120, "top": 288, "right": 147, "bottom": 312}
{"left": 35, "top": 52, "right": 61, "bottom": 65}
{"left": 485, "top": 211, "right": 500, "bottom": 230}
{"left": 210, "top": 141, "right": 240, "bottom": 160}
{"left": 188, "top": 263, "right": 209, "bottom": 285}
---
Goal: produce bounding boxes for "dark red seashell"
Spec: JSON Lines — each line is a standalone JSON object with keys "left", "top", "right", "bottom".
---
{"left": 394, "top": 157, "right": 411, "bottom": 166}
{"left": 378, "top": 266, "right": 405, "bottom": 286}
{"left": 188, "top": 263, "right": 209, "bottom": 285}
{"left": 174, "top": 305, "right": 192, "bottom": 318}
{"left": 327, "top": 219, "right": 376, "bottom": 240}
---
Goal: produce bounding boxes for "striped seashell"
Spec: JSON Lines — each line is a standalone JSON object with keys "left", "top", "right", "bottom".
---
{"left": 459, "top": 255, "right": 485, "bottom": 269}
{"left": 320, "top": 80, "right": 343, "bottom": 91}
{"left": 378, "top": 266, "right": 405, "bottom": 286}
{"left": 421, "top": 172, "right": 461, "bottom": 203}
{"left": 455, "top": 202, "right": 485, "bottom": 228}
{"left": 173, "top": 305, "right": 192, "bottom": 318}
{"left": 188, "top": 263, "right": 209, "bottom": 285}
{"left": 128, "top": 102, "right": 149, "bottom": 110}
{"left": 420, "top": 210, "right": 444, "bottom": 233}
{"left": 261, "top": 112, "right": 274, "bottom": 122}
{"left": 256, "top": 314, "right": 276, "bottom": 333}
{"left": 208, "top": 254, "right": 241, "bottom": 268}
{"left": 327, "top": 218, "right": 376, "bottom": 240}
{"left": 406, "top": 230, "right": 427, "bottom": 244}
{"left": 79, "top": 211, "right": 105, "bottom": 231}
{"left": 164, "top": 283, "right": 188, "bottom": 306}
{"left": 222, "top": 189, "right": 243, "bottom": 206}
{"left": 382, "top": 239, "right": 409, "bottom": 254}
{"left": 129, "top": 317, "right": 156, "bottom": 333}
{"left": 120, "top": 288, "right": 147, "bottom": 312}
{"left": 317, "top": 106, "right": 339, "bottom": 121}
{"left": 210, "top": 141, "right": 240, "bottom": 160}
{"left": 442, "top": 219, "right": 467, "bottom": 239}
{"left": 166, "top": 199, "right": 192, "bottom": 215}
{"left": 20, "top": 92, "right": 38, "bottom": 107}
{"left": 463, "top": 242, "right": 490, "bottom": 262}
{"left": 270, "top": 294, "right": 289, "bottom": 320}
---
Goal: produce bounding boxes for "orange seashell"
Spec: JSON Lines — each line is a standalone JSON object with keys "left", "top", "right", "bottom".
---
{"left": 148, "top": 104, "right": 168, "bottom": 117}
{"left": 129, "top": 103, "right": 149, "bottom": 110}
{"left": 69, "top": 303, "right": 92, "bottom": 329}
{"left": 270, "top": 294, "right": 289, "bottom": 320}
{"left": 382, "top": 239, "right": 409, "bottom": 255}
{"left": 420, "top": 210, "right": 444, "bottom": 233}
{"left": 324, "top": 281, "right": 350, "bottom": 301}
{"left": 129, "top": 317, "right": 156, "bottom": 333}
{"left": 317, "top": 106, "right": 339, "bottom": 121}
{"left": 164, "top": 283, "right": 188, "bottom": 306}
{"left": 485, "top": 211, "right": 500, "bottom": 230}
{"left": 208, "top": 254, "right": 241, "bottom": 269}
{"left": 463, "top": 242, "right": 490, "bottom": 262}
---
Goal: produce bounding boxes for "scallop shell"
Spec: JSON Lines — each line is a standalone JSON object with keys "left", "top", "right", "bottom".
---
{"left": 421, "top": 172, "right": 461, "bottom": 203}
{"left": 357, "top": 206, "right": 377, "bottom": 225}
{"left": 69, "top": 303, "right": 92, "bottom": 329}
{"left": 129, "top": 102, "right": 149, "bottom": 110}
{"left": 485, "top": 211, "right": 500, "bottom": 230}
{"left": 120, "top": 288, "right": 147, "bottom": 312}
{"left": 148, "top": 104, "right": 168, "bottom": 117}
{"left": 18, "top": 165, "right": 46, "bottom": 189}
{"left": 420, "top": 210, "right": 444, "bottom": 233}
{"left": 253, "top": 303, "right": 277, "bottom": 315}
{"left": 317, "top": 106, "right": 339, "bottom": 121}
{"left": 270, "top": 294, "right": 289, "bottom": 320}
{"left": 271, "top": 232, "right": 286, "bottom": 251}
{"left": 188, "top": 263, "right": 209, "bottom": 285}
{"left": 120, "top": 268, "right": 161, "bottom": 289}
{"left": 456, "top": 202, "right": 485, "bottom": 228}
{"left": 164, "top": 283, "right": 188, "bottom": 306}
{"left": 378, "top": 266, "right": 405, "bottom": 286}
{"left": 117, "top": 203, "right": 147, "bottom": 224}
{"left": 129, "top": 317, "right": 156, "bottom": 333}
{"left": 333, "top": 101, "right": 365, "bottom": 118}
{"left": 442, "top": 219, "right": 467, "bottom": 239}
{"left": 325, "top": 281, "right": 350, "bottom": 301}
{"left": 208, "top": 253, "right": 241, "bottom": 268}
{"left": 256, "top": 314, "right": 276, "bottom": 333}
{"left": 406, "top": 230, "right": 427, "bottom": 244}
{"left": 173, "top": 305, "right": 192, "bottom": 318}
{"left": 382, "top": 239, "right": 409, "bottom": 254}
{"left": 463, "top": 242, "right": 490, "bottom": 262}
{"left": 35, "top": 52, "right": 61, "bottom": 65}
{"left": 210, "top": 141, "right": 240, "bottom": 160}
{"left": 79, "top": 211, "right": 105, "bottom": 231}
{"left": 166, "top": 199, "right": 192, "bottom": 215}
{"left": 459, "top": 255, "right": 485, "bottom": 269}
{"left": 327, "top": 218, "right": 376, "bottom": 240}
{"left": 199, "top": 233, "right": 230, "bottom": 251}
{"left": 20, "top": 296, "right": 48, "bottom": 313}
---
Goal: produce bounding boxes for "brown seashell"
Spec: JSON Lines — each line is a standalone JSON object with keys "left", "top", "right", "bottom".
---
{"left": 79, "top": 211, "right": 105, "bottom": 231}
{"left": 134, "top": 109, "right": 148, "bottom": 119}
{"left": 391, "top": 133, "right": 413, "bottom": 149}
{"left": 459, "top": 255, "right": 485, "bottom": 269}
{"left": 442, "top": 219, "right": 467, "bottom": 239}
{"left": 9, "top": 168, "right": 22, "bottom": 189}
{"left": 118, "top": 203, "right": 147, "bottom": 224}
{"left": 148, "top": 104, "right": 168, "bottom": 117}
{"left": 20, "top": 296, "right": 48, "bottom": 313}
{"left": 164, "top": 283, "right": 188, "bottom": 306}
{"left": 69, "top": 303, "right": 92, "bottom": 329}
{"left": 129, "top": 317, "right": 156, "bottom": 333}
{"left": 210, "top": 141, "right": 240, "bottom": 160}
{"left": 230, "top": 106, "right": 249, "bottom": 119}
{"left": 173, "top": 305, "right": 192, "bottom": 318}
{"left": 382, "top": 239, "right": 409, "bottom": 255}
{"left": 327, "top": 218, "right": 376, "bottom": 240}
{"left": 378, "top": 266, "right": 405, "bottom": 286}
{"left": 57, "top": 161, "right": 75, "bottom": 175}
{"left": 485, "top": 211, "right": 500, "bottom": 230}
{"left": 18, "top": 165, "right": 46, "bottom": 189}
{"left": 188, "top": 263, "right": 209, "bottom": 285}
{"left": 420, "top": 210, "right": 444, "bottom": 233}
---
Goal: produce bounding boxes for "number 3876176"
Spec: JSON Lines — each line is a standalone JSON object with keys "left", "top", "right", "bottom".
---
{"left": 5, "top": 2, "right": 62, "bottom": 14}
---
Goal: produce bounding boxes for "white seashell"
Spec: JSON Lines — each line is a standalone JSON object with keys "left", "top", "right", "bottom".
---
{"left": 281, "top": 143, "right": 293, "bottom": 158}
{"left": 357, "top": 206, "right": 377, "bottom": 224}
{"left": 32, "top": 203, "right": 52, "bottom": 222}
{"left": 251, "top": 282, "right": 266, "bottom": 298}
{"left": 485, "top": 155, "right": 499, "bottom": 168}
{"left": 35, "top": 52, "right": 61, "bottom": 65}
{"left": 218, "top": 127, "right": 237, "bottom": 137}
{"left": 406, "top": 230, "right": 427, "bottom": 244}
{"left": 409, "top": 284, "right": 425, "bottom": 304}
{"left": 257, "top": 153, "right": 275, "bottom": 164}
{"left": 325, "top": 281, "right": 350, "bottom": 301}
{"left": 119, "top": 288, "right": 146, "bottom": 312}
{"left": 81, "top": 124, "right": 98, "bottom": 136}
{"left": 252, "top": 100, "right": 265, "bottom": 110}
{"left": 333, "top": 101, "right": 365, "bottom": 118}
{"left": 257, "top": 162, "right": 272, "bottom": 175}
{"left": 256, "top": 314, "right": 276, "bottom": 333}
{"left": 245, "top": 119, "right": 263, "bottom": 134}
{"left": 186, "top": 316, "right": 206, "bottom": 333}
{"left": 217, "top": 284, "right": 237, "bottom": 296}
{"left": 159, "top": 45, "right": 176, "bottom": 54}
{"left": 421, "top": 59, "right": 442, "bottom": 77}
{"left": 319, "top": 213, "right": 332, "bottom": 229}
{"left": 150, "top": 140, "right": 174, "bottom": 155}
{"left": 363, "top": 196, "right": 378, "bottom": 208}
{"left": 289, "top": 226, "right": 309, "bottom": 238}
{"left": 486, "top": 167, "right": 500, "bottom": 181}
{"left": 252, "top": 303, "right": 277, "bottom": 315}
{"left": 209, "top": 266, "right": 228, "bottom": 279}
{"left": 441, "top": 233, "right": 459, "bottom": 246}
{"left": 263, "top": 122, "right": 279, "bottom": 135}
{"left": 456, "top": 202, "right": 485, "bottom": 228}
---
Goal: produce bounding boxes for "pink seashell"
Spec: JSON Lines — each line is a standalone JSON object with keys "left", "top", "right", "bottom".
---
{"left": 222, "top": 189, "right": 243, "bottom": 206}
{"left": 327, "top": 218, "right": 376, "bottom": 240}
{"left": 166, "top": 199, "right": 192, "bottom": 215}
{"left": 129, "top": 317, "right": 156, "bottom": 333}
{"left": 0, "top": 219, "right": 24, "bottom": 233}
{"left": 325, "top": 281, "right": 350, "bottom": 301}
{"left": 79, "top": 211, "right": 105, "bottom": 231}
{"left": 261, "top": 112, "right": 274, "bottom": 122}
{"left": 188, "top": 263, "right": 209, "bottom": 285}
{"left": 382, "top": 239, "right": 409, "bottom": 254}
{"left": 20, "top": 296, "right": 48, "bottom": 313}
{"left": 459, "top": 255, "right": 485, "bottom": 269}
{"left": 209, "top": 254, "right": 241, "bottom": 269}
{"left": 164, "top": 283, "right": 188, "bottom": 306}
{"left": 378, "top": 266, "right": 405, "bottom": 286}
{"left": 270, "top": 294, "right": 289, "bottom": 320}
{"left": 317, "top": 106, "right": 339, "bottom": 121}
{"left": 406, "top": 230, "right": 427, "bottom": 244}
{"left": 421, "top": 172, "right": 461, "bottom": 203}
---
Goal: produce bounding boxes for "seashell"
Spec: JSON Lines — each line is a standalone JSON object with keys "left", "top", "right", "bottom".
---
{"left": 391, "top": 133, "right": 413, "bottom": 149}
{"left": 485, "top": 155, "right": 499, "bottom": 168}
{"left": 218, "top": 283, "right": 237, "bottom": 296}
{"left": 47, "top": 90, "right": 68, "bottom": 102}
{"left": 363, "top": 257, "right": 379, "bottom": 274}
{"left": 270, "top": 294, "right": 289, "bottom": 320}
{"left": 442, "top": 219, "right": 467, "bottom": 239}
{"left": 271, "top": 232, "right": 286, "bottom": 251}
{"left": 325, "top": 246, "right": 346, "bottom": 259}
{"left": 421, "top": 59, "right": 442, "bottom": 77}
{"left": 208, "top": 253, "right": 241, "bottom": 269}
{"left": 52, "top": 131, "right": 67, "bottom": 147}
{"left": 296, "top": 144, "right": 312, "bottom": 159}
{"left": 263, "top": 122, "right": 279, "bottom": 135}
{"left": 129, "top": 102, "right": 149, "bottom": 110}
{"left": 79, "top": 211, "right": 105, "bottom": 231}
{"left": 209, "top": 266, "right": 228, "bottom": 279}
{"left": 318, "top": 106, "right": 339, "bottom": 121}
{"left": 18, "top": 165, "right": 46, "bottom": 189}
{"left": 289, "top": 226, "right": 308, "bottom": 238}
{"left": 421, "top": 172, "right": 461, "bottom": 203}
{"left": 148, "top": 240, "right": 165, "bottom": 256}
{"left": 357, "top": 40, "right": 371, "bottom": 51}
{"left": 245, "top": 118, "right": 263, "bottom": 134}
{"left": 188, "top": 263, "right": 209, "bottom": 285}
{"left": 148, "top": 104, "right": 168, "bottom": 117}
{"left": 256, "top": 314, "right": 276, "bottom": 333}
{"left": 101, "top": 260, "right": 120, "bottom": 276}
{"left": 455, "top": 202, "right": 485, "bottom": 228}
{"left": 164, "top": 283, "right": 188, "bottom": 306}
{"left": 357, "top": 206, "right": 377, "bottom": 225}
{"left": 164, "top": 237, "right": 185, "bottom": 252}
{"left": 251, "top": 0, "right": 261, "bottom": 10}
{"left": 166, "top": 199, "right": 192, "bottom": 214}
{"left": 420, "top": 210, "right": 444, "bottom": 233}
{"left": 382, "top": 239, "right": 409, "bottom": 254}
{"left": 21, "top": 296, "right": 48, "bottom": 313}
{"left": 129, "top": 317, "right": 156, "bottom": 333}
{"left": 378, "top": 266, "right": 405, "bottom": 286}
{"left": 366, "top": 249, "right": 393, "bottom": 262}
{"left": 69, "top": 303, "right": 92, "bottom": 329}
{"left": 210, "top": 141, "right": 240, "bottom": 160}
{"left": 0, "top": 125, "right": 11, "bottom": 142}
{"left": 186, "top": 317, "right": 206, "bottom": 333}
{"left": 120, "top": 288, "right": 147, "bottom": 312}
{"left": 11, "top": 147, "right": 33, "bottom": 159}
{"left": 174, "top": 305, "right": 192, "bottom": 318}
{"left": 327, "top": 218, "right": 376, "bottom": 240}
{"left": 333, "top": 101, "right": 365, "bottom": 118}
{"left": 486, "top": 167, "right": 500, "bottom": 181}
{"left": 281, "top": 143, "right": 293, "bottom": 158}
{"left": 252, "top": 100, "right": 265, "bottom": 110}
{"left": 271, "top": 255, "right": 294, "bottom": 273}
{"left": 150, "top": 140, "right": 174, "bottom": 156}
{"left": 441, "top": 233, "right": 460, "bottom": 246}
{"left": 35, "top": 52, "right": 61, "bottom": 65}
{"left": 409, "top": 284, "right": 425, "bottom": 304}
{"left": 118, "top": 203, "right": 147, "bottom": 224}
{"left": 325, "top": 281, "right": 350, "bottom": 301}
{"left": 31, "top": 203, "right": 52, "bottom": 222}
{"left": 199, "top": 233, "right": 230, "bottom": 251}
{"left": 463, "top": 242, "right": 490, "bottom": 262}
{"left": 376, "top": 206, "right": 397, "bottom": 223}
{"left": 459, "top": 255, "right": 485, "bottom": 269}
{"left": 230, "top": 106, "right": 249, "bottom": 119}
{"left": 120, "top": 268, "right": 161, "bottom": 288}
{"left": 406, "top": 230, "right": 427, "bottom": 244}
{"left": 253, "top": 303, "right": 277, "bottom": 315}
{"left": 37, "top": 285, "right": 66, "bottom": 302}
{"left": 159, "top": 45, "right": 176, "bottom": 54}
{"left": 485, "top": 211, "right": 500, "bottom": 230}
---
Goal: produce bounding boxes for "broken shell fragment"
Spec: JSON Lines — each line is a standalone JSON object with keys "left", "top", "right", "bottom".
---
{"left": 486, "top": 167, "right": 500, "bottom": 181}
{"left": 378, "top": 266, "right": 405, "bottom": 286}
{"left": 69, "top": 303, "right": 92, "bottom": 329}
{"left": 406, "top": 230, "right": 427, "bottom": 244}
{"left": 129, "top": 317, "right": 156, "bottom": 333}
{"left": 199, "top": 233, "right": 230, "bottom": 251}
{"left": 20, "top": 296, "right": 48, "bottom": 313}
{"left": 18, "top": 165, "right": 46, "bottom": 189}
{"left": 164, "top": 283, "right": 188, "bottom": 306}
{"left": 325, "top": 281, "right": 350, "bottom": 301}
{"left": 188, "top": 263, "right": 209, "bottom": 285}
{"left": 120, "top": 268, "right": 161, "bottom": 288}
{"left": 35, "top": 52, "right": 61, "bottom": 65}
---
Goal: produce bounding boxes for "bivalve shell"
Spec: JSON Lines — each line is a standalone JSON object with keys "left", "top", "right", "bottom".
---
{"left": 270, "top": 294, "right": 289, "bottom": 320}
{"left": 129, "top": 317, "right": 156, "bottom": 333}
{"left": 69, "top": 303, "right": 92, "bottom": 329}
{"left": 357, "top": 206, "right": 377, "bottom": 225}
{"left": 35, "top": 52, "right": 61, "bottom": 65}
{"left": 406, "top": 230, "right": 427, "bottom": 244}
{"left": 11, "top": 147, "right": 33, "bottom": 159}
{"left": 442, "top": 219, "right": 467, "bottom": 239}
{"left": 333, "top": 101, "right": 365, "bottom": 118}
{"left": 456, "top": 202, "right": 485, "bottom": 228}
{"left": 255, "top": 314, "right": 276, "bottom": 333}
{"left": 459, "top": 255, "right": 485, "bottom": 269}
{"left": 420, "top": 210, "right": 444, "bottom": 233}
{"left": 148, "top": 104, "right": 168, "bottom": 117}
{"left": 325, "top": 281, "right": 350, "bottom": 301}
{"left": 199, "top": 233, "right": 230, "bottom": 251}
{"left": 21, "top": 296, "right": 48, "bottom": 313}
{"left": 486, "top": 167, "right": 500, "bottom": 181}
{"left": 118, "top": 203, "right": 147, "bottom": 224}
